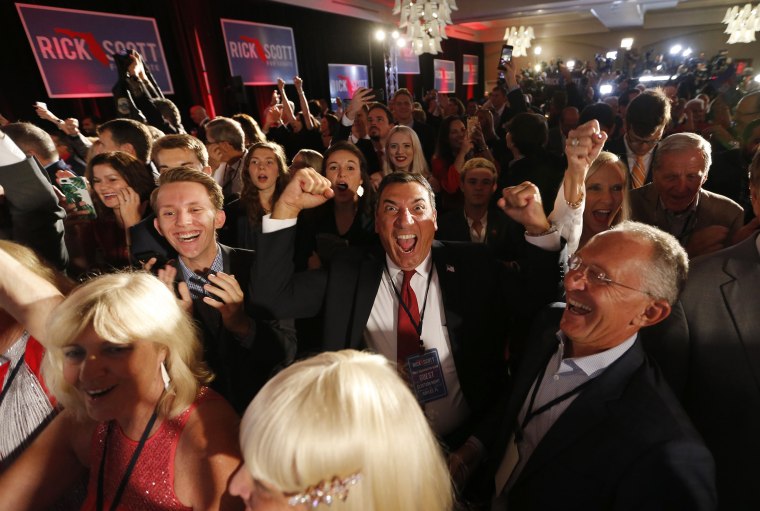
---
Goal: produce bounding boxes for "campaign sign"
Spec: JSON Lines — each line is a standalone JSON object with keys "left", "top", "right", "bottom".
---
{"left": 434, "top": 59, "right": 456, "bottom": 93}
{"left": 462, "top": 54, "right": 479, "bottom": 85}
{"left": 221, "top": 19, "right": 298, "bottom": 86}
{"left": 16, "top": 3, "right": 173, "bottom": 98}
{"left": 328, "top": 64, "right": 368, "bottom": 100}
{"left": 396, "top": 45, "right": 420, "bottom": 75}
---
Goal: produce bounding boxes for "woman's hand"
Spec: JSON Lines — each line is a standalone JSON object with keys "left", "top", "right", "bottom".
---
{"left": 114, "top": 186, "right": 143, "bottom": 228}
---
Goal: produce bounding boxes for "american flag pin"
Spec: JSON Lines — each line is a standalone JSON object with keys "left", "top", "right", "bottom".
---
{"left": 446, "top": 265, "right": 455, "bottom": 273}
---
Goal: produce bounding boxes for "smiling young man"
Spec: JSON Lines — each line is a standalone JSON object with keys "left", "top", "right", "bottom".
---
{"left": 149, "top": 167, "right": 296, "bottom": 412}
{"left": 488, "top": 221, "right": 716, "bottom": 510}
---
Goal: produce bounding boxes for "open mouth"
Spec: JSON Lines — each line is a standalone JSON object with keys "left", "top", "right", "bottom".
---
{"left": 102, "top": 193, "right": 117, "bottom": 200}
{"left": 566, "top": 299, "right": 591, "bottom": 315}
{"left": 592, "top": 209, "right": 612, "bottom": 223}
{"left": 85, "top": 385, "right": 116, "bottom": 399}
{"left": 336, "top": 182, "right": 349, "bottom": 191}
{"left": 396, "top": 233, "right": 417, "bottom": 253}
{"left": 176, "top": 231, "right": 201, "bottom": 242}
{"left": 256, "top": 174, "right": 269, "bottom": 183}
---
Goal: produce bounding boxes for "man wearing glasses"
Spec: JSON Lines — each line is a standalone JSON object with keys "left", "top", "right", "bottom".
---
{"left": 205, "top": 117, "right": 247, "bottom": 203}
{"left": 488, "top": 221, "right": 716, "bottom": 510}
{"left": 629, "top": 132, "right": 744, "bottom": 258}
{"left": 605, "top": 89, "right": 671, "bottom": 189}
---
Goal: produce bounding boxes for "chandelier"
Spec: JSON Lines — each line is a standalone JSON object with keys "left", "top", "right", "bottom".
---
{"left": 503, "top": 26, "right": 535, "bottom": 57}
{"left": 393, "top": 0, "right": 458, "bottom": 55}
{"left": 722, "top": 4, "right": 760, "bottom": 43}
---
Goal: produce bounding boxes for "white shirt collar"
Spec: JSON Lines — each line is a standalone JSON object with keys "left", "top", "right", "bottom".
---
{"left": 385, "top": 251, "right": 433, "bottom": 281}
{"left": 556, "top": 331, "right": 637, "bottom": 377}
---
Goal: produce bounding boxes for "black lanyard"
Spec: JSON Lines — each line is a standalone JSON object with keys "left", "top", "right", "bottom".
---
{"left": 97, "top": 408, "right": 159, "bottom": 511}
{"left": 515, "top": 361, "right": 597, "bottom": 442}
{"left": 385, "top": 264, "right": 435, "bottom": 340}
{"left": 0, "top": 357, "right": 25, "bottom": 409}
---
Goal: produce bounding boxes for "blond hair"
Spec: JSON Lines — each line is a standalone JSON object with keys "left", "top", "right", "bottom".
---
{"left": 239, "top": 350, "right": 453, "bottom": 511}
{"left": 42, "top": 272, "right": 211, "bottom": 421}
{"left": 383, "top": 125, "right": 430, "bottom": 178}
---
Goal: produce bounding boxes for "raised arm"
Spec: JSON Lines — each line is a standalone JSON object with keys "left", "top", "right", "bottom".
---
{"left": 0, "top": 247, "right": 64, "bottom": 342}
{"left": 293, "top": 76, "right": 314, "bottom": 131}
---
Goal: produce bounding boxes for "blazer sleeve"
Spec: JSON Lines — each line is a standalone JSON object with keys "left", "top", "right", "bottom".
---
{"left": 0, "top": 157, "right": 68, "bottom": 269}
{"left": 250, "top": 225, "right": 328, "bottom": 319}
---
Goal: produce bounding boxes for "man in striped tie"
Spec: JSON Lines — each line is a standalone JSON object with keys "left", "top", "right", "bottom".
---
{"left": 605, "top": 88, "right": 671, "bottom": 189}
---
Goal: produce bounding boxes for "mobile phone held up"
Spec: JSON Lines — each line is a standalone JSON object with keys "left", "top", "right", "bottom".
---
{"left": 57, "top": 176, "right": 97, "bottom": 219}
{"left": 498, "top": 44, "right": 513, "bottom": 70}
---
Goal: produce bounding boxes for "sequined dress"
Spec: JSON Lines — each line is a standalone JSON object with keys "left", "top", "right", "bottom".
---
{"left": 81, "top": 387, "right": 216, "bottom": 511}
{"left": 0, "top": 332, "right": 55, "bottom": 466}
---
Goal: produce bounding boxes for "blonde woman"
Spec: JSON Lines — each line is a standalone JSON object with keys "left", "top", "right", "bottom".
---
{"left": 229, "top": 350, "right": 454, "bottom": 511}
{"left": 0, "top": 256, "right": 242, "bottom": 511}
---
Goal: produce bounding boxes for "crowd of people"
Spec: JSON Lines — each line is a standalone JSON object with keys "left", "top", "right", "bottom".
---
{"left": 0, "top": 44, "right": 758, "bottom": 510}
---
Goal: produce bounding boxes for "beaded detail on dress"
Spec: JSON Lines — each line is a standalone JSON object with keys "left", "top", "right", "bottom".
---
{"left": 81, "top": 387, "right": 213, "bottom": 511}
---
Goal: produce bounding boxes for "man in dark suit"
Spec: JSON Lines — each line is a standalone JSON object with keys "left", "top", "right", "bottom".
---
{"left": 437, "top": 157, "right": 523, "bottom": 262}
{"left": 148, "top": 167, "right": 296, "bottom": 413}
{"left": 0, "top": 130, "right": 68, "bottom": 270}
{"left": 641, "top": 158, "right": 760, "bottom": 510}
{"left": 487, "top": 222, "right": 716, "bottom": 510}
{"left": 391, "top": 88, "right": 435, "bottom": 163}
{"left": 630, "top": 132, "right": 744, "bottom": 258}
{"left": 604, "top": 89, "right": 671, "bottom": 189}
{"left": 252, "top": 169, "right": 562, "bottom": 479}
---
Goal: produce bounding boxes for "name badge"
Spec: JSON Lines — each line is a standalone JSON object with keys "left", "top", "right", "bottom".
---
{"left": 407, "top": 348, "right": 448, "bottom": 404}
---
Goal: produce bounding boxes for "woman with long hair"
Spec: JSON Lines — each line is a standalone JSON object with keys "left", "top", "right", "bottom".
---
{"left": 66, "top": 151, "right": 156, "bottom": 275}
{"left": 235, "top": 141, "right": 290, "bottom": 249}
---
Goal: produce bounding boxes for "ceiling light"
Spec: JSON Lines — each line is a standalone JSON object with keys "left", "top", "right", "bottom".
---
{"left": 722, "top": 4, "right": 760, "bottom": 43}
{"left": 394, "top": 0, "right": 458, "bottom": 55}
{"left": 503, "top": 25, "right": 535, "bottom": 57}
{"left": 620, "top": 38, "right": 633, "bottom": 50}
{"left": 534, "top": 46, "right": 542, "bottom": 55}
{"left": 669, "top": 44, "right": 682, "bottom": 55}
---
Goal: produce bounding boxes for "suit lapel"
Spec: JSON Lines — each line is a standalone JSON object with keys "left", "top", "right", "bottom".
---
{"left": 432, "top": 244, "right": 463, "bottom": 356}
{"left": 517, "top": 340, "right": 645, "bottom": 482}
{"left": 348, "top": 250, "right": 384, "bottom": 349}
{"left": 720, "top": 236, "right": 760, "bottom": 392}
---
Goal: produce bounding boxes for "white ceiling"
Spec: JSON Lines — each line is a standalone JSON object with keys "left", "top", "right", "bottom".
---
{"left": 272, "top": 0, "right": 739, "bottom": 42}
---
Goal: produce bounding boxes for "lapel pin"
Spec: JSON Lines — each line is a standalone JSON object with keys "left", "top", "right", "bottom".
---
{"left": 446, "top": 265, "right": 455, "bottom": 273}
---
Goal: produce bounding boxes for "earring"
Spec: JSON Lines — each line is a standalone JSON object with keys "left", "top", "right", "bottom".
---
{"left": 160, "top": 361, "right": 171, "bottom": 390}
{"left": 357, "top": 185, "right": 364, "bottom": 198}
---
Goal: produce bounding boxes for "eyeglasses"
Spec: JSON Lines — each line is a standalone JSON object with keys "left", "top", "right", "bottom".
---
{"left": 627, "top": 130, "right": 662, "bottom": 148}
{"left": 567, "top": 254, "right": 652, "bottom": 296}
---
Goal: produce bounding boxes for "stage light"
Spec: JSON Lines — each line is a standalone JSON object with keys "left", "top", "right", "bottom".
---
{"left": 534, "top": 46, "right": 542, "bottom": 55}
{"left": 566, "top": 60, "right": 575, "bottom": 69}
{"left": 683, "top": 47, "right": 692, "bottom": 57}
{"left": 606, "top": 51, "right": 618, "bottom": 60}
{"left": 669, "top": 44, "right": 682, "bottom": 55}
{"left": 600, "top": 84, "right": 613, "bottom": 95}
{"left": 534, "top": 64, "right": 542, "bottom": 72}
{"left": 397, "top": 37, "right": 406, "bottom": 47}
{"left": 391, "top": 30, "right": 400, "bottom": 39}
{"left": 620, "top": 38, "right": 633, "bottom": 50}
{"left": 375, "top": 29, "right": 386, "bottom": 42}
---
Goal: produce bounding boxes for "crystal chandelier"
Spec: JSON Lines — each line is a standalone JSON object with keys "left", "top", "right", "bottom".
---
{"left": 503, "top": 26, "right": 535, "bottom": 57}
{"left": 722, "top": 4, "right": 760, "bottom": 43}
{"left": 393, "top": 0, "right": 458, "bottom": 55}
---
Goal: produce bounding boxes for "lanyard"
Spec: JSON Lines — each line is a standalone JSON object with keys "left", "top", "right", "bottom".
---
{"left": 97, "top": 408, "right": 159, "bottom": 511}
{"left": 385, "top": 263, "right": 435, "bottom": 340}
{"left": 516, "top": 364, "right": 596, "bottom": 442}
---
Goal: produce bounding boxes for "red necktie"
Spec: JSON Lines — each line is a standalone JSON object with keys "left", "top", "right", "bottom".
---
{"left": 397, "top": 270, "right": 421, "bottom": 366}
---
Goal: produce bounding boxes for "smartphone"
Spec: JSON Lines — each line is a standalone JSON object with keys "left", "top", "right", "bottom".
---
{"left": 498, "top": 45, "right": 513, "bottom": 70}
{"left": 467, "top": 116, "right": 478, "bottom": 135}
{"left": 35, "top": 101, "right": 47, "bottom": 110}
{"left": 57, "top": 176, "right": 97, "bottom": 219}
{"left": 373, "top": 88, "right": 386, "bottom": 102}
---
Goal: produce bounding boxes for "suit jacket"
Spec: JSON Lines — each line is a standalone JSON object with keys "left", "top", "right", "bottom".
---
{"left": 641, "top": 233, "right": 760, "bottom": 510}
{"left": 0, "top": 156, "right": 68, "bottom": 270}
{"left": 435, "top": 207, "right": 525, "bottom": 263}
{"left": 176, "top": 243, "right": 297, "bottom": 413}
{"left": 489, "top": 305, "right": 716, "bottom": 510}
{"left": 252, "top": 226, "right": 563, "bottom": 445}
{"left": 629, "top": 184, "right": 744, "bottom": 246}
